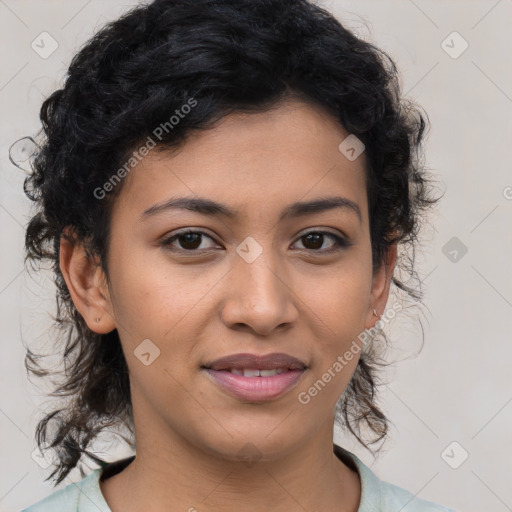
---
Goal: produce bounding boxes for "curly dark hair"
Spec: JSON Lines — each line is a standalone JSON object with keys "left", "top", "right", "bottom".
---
{"left": 17, "top": 0, "right": 439, "bottom": 485}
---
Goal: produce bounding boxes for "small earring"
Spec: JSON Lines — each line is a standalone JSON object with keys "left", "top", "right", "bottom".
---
{"left": 95, "top": 317, "right": 101, "bottom": 323}
{"left": 372, "top": 308, "right": 379, "bottom": 318}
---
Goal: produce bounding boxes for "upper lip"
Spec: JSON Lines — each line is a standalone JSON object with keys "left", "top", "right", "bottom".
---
{"left": 203, "top": 352, "right": 308, "bottom": 371}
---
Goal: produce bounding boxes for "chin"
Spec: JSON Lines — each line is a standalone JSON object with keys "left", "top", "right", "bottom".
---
{"left": 192, "top": 425, "right": 305, "bottom": 463}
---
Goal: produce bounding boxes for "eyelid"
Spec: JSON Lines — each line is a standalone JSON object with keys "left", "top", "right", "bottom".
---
{"left": 298, "top": 227, "right": 349, "bottom": 241}
{"left": 293, "top": 229, "right": 351, "bottom": 253}
{"left": 160, "top": 227, "right": 351, "bottom": 253}
{"left": 160, "top": 228, "right": 219, "bottom": 248}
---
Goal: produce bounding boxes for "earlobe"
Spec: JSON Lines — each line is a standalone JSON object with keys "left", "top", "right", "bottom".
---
{"left": 365, "top": 243, "right": 398, "bottom": 329}
{"left": 59, "top": 228, "right": 116, "bottom": 334}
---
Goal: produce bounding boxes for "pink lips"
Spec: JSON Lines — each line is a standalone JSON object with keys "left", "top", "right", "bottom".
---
{"left": 202, "top": 352, "right": 307, "bottom": 402}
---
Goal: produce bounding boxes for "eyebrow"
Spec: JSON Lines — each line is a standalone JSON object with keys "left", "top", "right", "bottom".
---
{"left": 140, "top": 195, "right": 362, "bottom": 224}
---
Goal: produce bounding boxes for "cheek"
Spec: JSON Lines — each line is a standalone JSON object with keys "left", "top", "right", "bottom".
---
{"left": 107, "top": 247, "right": 199, "bottom": 334}
{"left": 302, "top": 256, "right": 373, "bottom": 334}
{"left": 106, "top": 252, "right": 214, "bottom": 392}
{"left": 303, "top": 255, "right": 372, "bottom": 389}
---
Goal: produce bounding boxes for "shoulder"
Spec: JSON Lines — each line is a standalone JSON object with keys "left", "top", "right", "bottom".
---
{"left": 20, "top": 468, "right": 109, "bottom": 512}
{"left": 376, "top": 479, "right": 456, "bottom": 512}
{"left": 21, "top": 455, "right": 135, "bottom": 512}
{"left": 334, "top": 444, "right": 456, "bottom": 512}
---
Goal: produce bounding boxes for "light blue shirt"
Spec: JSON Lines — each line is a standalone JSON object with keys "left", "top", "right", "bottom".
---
{"left": 21, "top": 444, "right": 456, "bottom": 511}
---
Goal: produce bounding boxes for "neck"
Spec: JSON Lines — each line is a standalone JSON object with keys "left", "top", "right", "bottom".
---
{"left": 100, "top": 403, "right": 361, "bottom": 512}
{"left": 101, "top": 442, "right": 360, "bottom": 512}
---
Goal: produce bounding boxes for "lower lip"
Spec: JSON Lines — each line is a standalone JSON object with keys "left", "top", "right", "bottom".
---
{"left": 204, "top": 369, "right": 306, "bottom": 402}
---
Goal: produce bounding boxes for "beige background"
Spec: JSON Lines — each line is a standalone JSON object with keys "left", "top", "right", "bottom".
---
{"left": 1, "top": 1, "right": 511, "bottom": 511}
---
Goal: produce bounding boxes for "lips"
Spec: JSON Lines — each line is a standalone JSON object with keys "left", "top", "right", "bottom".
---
{"left": 202, "top": 352, "right": 308, "bottom": 372}
{"left": 202, "top": 352, "right": 308, "bottom": 402}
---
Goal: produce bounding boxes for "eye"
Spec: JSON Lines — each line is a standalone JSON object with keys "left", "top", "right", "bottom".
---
{"left": 160, "top": 228, "right": 350, "bottom": 254}
{"left": 292, "top": 230, "right": 350, "bottom": 254}
{"left": 161, "top": 229, "right": 219, "bottom": 252}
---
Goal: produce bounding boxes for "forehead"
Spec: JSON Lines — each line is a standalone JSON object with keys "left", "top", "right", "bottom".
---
{"left": 112, "top": 99, "right": 368, "bottom": 226}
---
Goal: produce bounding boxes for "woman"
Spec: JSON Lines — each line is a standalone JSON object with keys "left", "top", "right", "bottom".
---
{"left": 20, "top": 0, "right": 454, "bottom": 510}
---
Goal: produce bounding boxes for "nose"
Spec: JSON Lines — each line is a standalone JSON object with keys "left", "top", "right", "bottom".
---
{"left": 220, "top": 244, "right": 299, "bottom": 336}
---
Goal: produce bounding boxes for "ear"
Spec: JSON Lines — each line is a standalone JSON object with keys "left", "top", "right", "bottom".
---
{"left": 364, "top": 242, "right": 398, "bottom": 330}
{"left": 59, "top": 227, "right": 116, "bottom": 334}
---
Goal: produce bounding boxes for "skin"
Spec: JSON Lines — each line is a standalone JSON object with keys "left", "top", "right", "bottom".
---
{"left": 59, "top": 98, "right": 397, "bottom": 512}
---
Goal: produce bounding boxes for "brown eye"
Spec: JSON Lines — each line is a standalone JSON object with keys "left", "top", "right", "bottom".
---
{"left": 161, "top": 230, "right": 218, "bottom": 252}
{"left": 161, "top": 229, "right": 350, "bottom": 255}
{"left": 302, "top": 232, "right": 324, "bottom": 250}
{"left": 293, "top": 231, "right": 349, "bottom": 253}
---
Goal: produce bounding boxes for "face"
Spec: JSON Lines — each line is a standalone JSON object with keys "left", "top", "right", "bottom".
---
{"left": 62, "top": 99, "right": 396, "bottom": 462}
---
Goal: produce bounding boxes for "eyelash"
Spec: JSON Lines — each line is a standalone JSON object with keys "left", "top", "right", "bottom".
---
{"left": 160, "top": 229, "right": 351, "bottom": 255}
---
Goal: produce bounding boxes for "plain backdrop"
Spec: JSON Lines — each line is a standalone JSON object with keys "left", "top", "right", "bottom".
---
{"left": 1, "top": 1, "right": 511, "bottom": 511}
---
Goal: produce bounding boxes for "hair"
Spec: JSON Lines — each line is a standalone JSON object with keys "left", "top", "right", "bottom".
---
{"left": 17, "top": 0, "right": 439, "bottom": 485}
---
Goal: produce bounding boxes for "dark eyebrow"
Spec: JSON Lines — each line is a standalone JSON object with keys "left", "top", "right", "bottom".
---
{"left": 140, "top": 195, "right": 362, "bottom": 224}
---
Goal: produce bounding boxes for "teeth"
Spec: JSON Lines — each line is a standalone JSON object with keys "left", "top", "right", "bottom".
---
{"left": 228, "top": 368, "right": 287, "bottom": 377}
{"left": 260, "top": 369, "right": 282, "bottom": 377}
{"left": 243, "top": 368, "right": 260, "bottom": 377}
